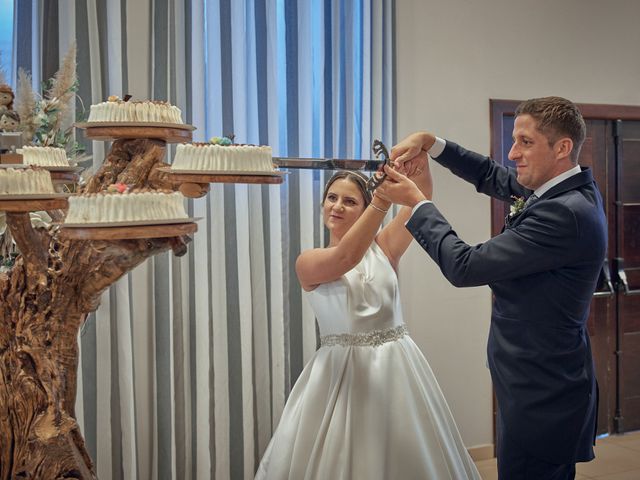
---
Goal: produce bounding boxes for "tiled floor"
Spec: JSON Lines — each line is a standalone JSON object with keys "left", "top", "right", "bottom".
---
{"left": 474, "top": 431, "right": 640, "bottom": 480}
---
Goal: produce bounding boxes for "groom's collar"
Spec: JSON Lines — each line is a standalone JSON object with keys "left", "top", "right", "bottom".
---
{"left": 534, "top": 165, "right": 581, "bottom": 198}
{"left": 538, "top": 167, "right": 594, "bottom": 200}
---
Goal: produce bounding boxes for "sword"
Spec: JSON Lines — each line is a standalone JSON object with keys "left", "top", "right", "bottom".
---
{"left": 273, "top": 140, "right": 392, "bottom": 193}
{"left": 272, "top": 157, "right": 385, "bottom": 171}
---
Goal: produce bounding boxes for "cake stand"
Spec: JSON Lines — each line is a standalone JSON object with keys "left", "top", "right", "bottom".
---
{"left": 156, "top": 167, "right": 286, "bottom": 198}
{"left": 49, "top": 167, "right": 83, "bottom": 186}
{"left": 1, "top": 117, "right": 201, "bottom": 479}
{"left": 0, "top": 193, "right": 70, "bottom": 212}
{"left": 75, "top": 121, "right": 195, "bottom": 143}
{"left": 57, "top": 219, "right": 198, "bottom": 240}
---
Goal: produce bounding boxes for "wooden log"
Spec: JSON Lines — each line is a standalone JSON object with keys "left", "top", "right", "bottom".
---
{"left": 179, "top": 182, "right": 210, "bottom": 198}
{"left": 0, "top": 136, "right": 192, "bottom": 479}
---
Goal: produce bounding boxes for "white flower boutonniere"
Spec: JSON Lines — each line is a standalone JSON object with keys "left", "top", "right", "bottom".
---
{"left": 509, "top": 195, "right": 526, "bottom": 218}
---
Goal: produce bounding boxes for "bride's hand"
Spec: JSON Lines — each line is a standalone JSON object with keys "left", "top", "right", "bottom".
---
{"left": 403, "top": 153, "right": 428, "bottom": 179}
{"left": 376, "top": 166, "right": 427, "bottom": 208}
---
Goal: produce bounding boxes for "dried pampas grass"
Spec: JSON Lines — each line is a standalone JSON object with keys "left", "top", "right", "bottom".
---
{"left": 15, "top": 68, "right": 37, "bottom": 142}
{"left": 46, "top": 42, "right": 77, "bottom": 133}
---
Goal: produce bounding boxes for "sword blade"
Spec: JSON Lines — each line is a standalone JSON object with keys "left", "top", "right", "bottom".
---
{"left": 273, "top": 157, "right": 384, "bottom": 171}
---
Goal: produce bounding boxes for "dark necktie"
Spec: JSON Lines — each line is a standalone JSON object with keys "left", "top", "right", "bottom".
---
{"left": 524, "top": 193, "right": 539, "bottom": 210}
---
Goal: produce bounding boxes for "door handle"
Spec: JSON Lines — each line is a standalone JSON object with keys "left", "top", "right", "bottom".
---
{"left": 616, "top": 257, "right": 640, "bottom": 296}
{"left": 593, "top": 259, "right": 615, "bottom": 297}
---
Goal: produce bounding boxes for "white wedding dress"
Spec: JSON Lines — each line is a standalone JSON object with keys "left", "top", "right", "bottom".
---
{"left": 255, "top": 243, "right": 481, "bottom": 479}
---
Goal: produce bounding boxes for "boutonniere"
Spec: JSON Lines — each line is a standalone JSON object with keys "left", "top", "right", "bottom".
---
{"left": 509, "top": 195, "right": 526, "bottom": 218}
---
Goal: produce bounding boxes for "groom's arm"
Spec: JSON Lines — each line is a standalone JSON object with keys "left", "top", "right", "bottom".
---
{"left": 434, "top": 141, "right": 530, "bottom": 202}
{"left": 376, "top": 167, "right": 580, "bottom": 287}
{"left": 406, "top": 200, "right": 580, "bottom": 287}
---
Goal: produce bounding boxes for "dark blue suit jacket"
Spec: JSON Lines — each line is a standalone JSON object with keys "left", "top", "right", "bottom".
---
{"left": 406, "top": 141, "right": 607, "bottom": 464}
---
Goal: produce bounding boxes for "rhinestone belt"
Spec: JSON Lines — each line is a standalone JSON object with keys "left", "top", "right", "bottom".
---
{"left": 320, "top": 324, "right": 408, "bottom": 348}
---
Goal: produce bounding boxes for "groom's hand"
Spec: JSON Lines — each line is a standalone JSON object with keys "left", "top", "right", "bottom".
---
{"left": 376, "top": 166, "right": 427, "bottom": 208}
{"left": 391, "top": 131, "right": 435, "bottom": 177}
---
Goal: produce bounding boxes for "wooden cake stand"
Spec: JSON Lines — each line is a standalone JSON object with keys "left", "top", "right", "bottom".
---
{"left": 0, "top": 193, "right": 70, "bottom": 212}
{"left": 75, "top": 122, "right": 195, "bottom": 143}
{"left": 156, "top": 167, "right": 286, "bottom": 198}
{"left": 50, "top": 168, "right": 82, "bottom": 185}
{"left": 1, "top": 124, "right": 201, "bottom": 478}
{"left": 58, "top": 219, "right": 199, "bottom": 240}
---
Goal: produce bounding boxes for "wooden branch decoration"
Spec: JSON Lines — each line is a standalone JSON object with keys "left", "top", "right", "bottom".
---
{"left": 0, "top": 137, "right": 191, "bottom": 479}
{"left": 5, "top": 213, "right": 49, "bottom": 285}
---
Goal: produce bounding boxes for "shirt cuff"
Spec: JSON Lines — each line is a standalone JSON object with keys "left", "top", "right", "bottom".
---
{"left": 427, "top": 137, "right": 446, "bottom": 158}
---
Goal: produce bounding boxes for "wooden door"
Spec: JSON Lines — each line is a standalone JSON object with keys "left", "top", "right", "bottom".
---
{"left": 577, "top": 119, "right": 617, "bottom": 434}
{"left": 615, "top": 120, "right": 640, "bottom": 432}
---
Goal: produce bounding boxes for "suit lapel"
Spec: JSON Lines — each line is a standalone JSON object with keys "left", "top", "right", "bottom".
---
{"left": 503, "top": 167, "right": 595, "bottom": 230}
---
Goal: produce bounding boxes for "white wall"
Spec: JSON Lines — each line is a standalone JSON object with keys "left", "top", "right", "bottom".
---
{"left": 395, "top": 0, "right": 640, "bottom": 449}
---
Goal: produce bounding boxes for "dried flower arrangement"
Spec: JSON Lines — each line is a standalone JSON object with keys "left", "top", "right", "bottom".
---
{"left": 15, "top": 42, "right": 87, "bottom": 159}
{"left": 1, "top": 43, "right": 88, "bottom": 269}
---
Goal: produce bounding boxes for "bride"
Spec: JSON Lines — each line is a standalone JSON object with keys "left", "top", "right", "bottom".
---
{"left": 255, "top": 163, "right": 480, "bottom": 479}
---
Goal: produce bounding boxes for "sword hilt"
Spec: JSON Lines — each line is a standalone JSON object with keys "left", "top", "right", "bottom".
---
{"left": 366, "top": 139, "right": 391, "bottom": 193}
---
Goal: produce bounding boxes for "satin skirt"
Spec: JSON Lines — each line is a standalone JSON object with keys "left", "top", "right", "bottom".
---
{"left": 255, "top": 336, "right": 481, "bottom": 480}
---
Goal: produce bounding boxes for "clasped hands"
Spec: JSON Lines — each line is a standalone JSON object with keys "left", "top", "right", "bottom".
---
{"left": 374, "top": 131, "right": 432, "bottom": 208}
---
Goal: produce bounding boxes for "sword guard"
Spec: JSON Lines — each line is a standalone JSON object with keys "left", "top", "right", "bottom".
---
{"left": 366, "top": 139, "right": 391, "bottom": 193}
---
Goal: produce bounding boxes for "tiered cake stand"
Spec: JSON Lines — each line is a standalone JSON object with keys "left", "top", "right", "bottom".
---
{"left": 0, "top": 119, "right": 291, "bottom": 479}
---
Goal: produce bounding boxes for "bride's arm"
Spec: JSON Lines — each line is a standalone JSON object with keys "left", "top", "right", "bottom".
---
{"left": 375, "top": 158, "right": 433, "bottom": 270}
{"left": 296, "top": 193, "right": 391, "bottom": 292}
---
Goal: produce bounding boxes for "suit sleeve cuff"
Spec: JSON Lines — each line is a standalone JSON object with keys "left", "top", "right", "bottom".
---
{"left": 407, "top": 200, "right": 433, "bottom": 225}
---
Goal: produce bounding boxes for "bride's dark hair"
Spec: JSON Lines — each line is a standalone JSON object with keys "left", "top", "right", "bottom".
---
{"left": 321, "top": 171, "right": 372, "bottom": 207}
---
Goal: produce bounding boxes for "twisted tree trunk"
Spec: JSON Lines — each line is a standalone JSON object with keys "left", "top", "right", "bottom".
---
{"left": 0, "top": 138, "right": 188, "bottom": 479}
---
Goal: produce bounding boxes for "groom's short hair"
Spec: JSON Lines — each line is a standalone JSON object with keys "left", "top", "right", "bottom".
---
{"left": 515, "top": 96, "right": 586, "bottom": 163}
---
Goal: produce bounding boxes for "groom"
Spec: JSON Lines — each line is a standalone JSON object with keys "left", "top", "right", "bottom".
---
{"left": 376, "top": 96, "right": 606, "bottom": 479}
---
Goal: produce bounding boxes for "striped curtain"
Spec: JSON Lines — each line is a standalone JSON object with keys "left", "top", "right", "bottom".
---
{"left": 11, "top": 0, "right": 395, "bottom": 478}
